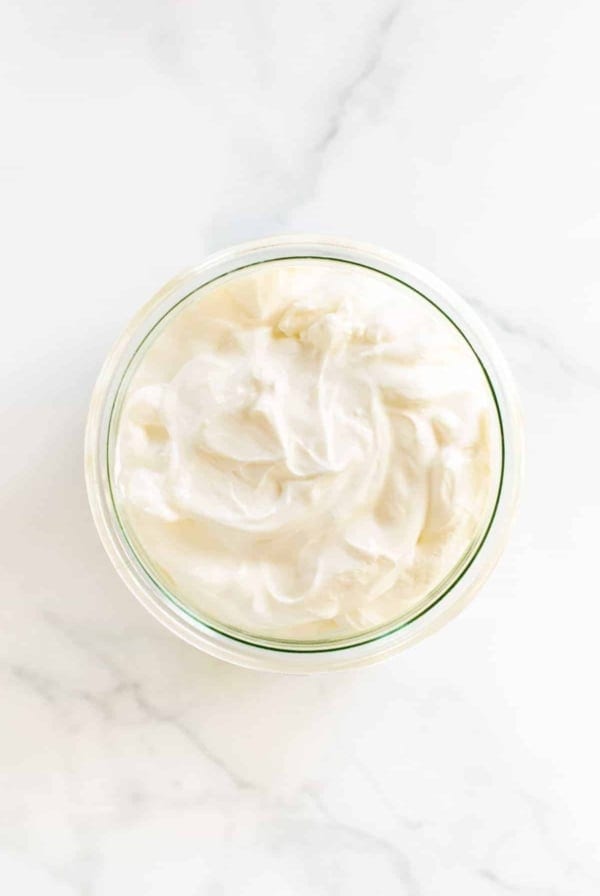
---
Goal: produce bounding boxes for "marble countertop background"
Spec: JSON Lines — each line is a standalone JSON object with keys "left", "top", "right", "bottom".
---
{"left": 2, "top": 1, "right": 599, "bottom": 893}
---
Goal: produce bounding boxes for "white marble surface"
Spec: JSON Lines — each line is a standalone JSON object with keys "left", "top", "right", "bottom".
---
{"left": 2, "top": 1, "right": 600, "bottom": 893}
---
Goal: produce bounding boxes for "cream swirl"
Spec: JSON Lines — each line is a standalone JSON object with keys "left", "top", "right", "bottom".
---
{"left": 115, "top": 260, "right": 499, "bottom": 639}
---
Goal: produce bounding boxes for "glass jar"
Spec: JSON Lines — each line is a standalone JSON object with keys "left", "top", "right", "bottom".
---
{"left": 85, "top": 236, "right": 523, "bottom": 672}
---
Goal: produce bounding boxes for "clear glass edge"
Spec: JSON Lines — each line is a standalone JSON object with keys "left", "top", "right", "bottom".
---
{"left": 106, "top": 258, "right": 505, "bottom": 650}
{"left": 85, "top": 235, "right": 524, "bottom": 673}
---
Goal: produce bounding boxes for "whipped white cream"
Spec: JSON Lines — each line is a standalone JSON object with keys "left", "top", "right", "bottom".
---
{"left": 114, "top": 260, "right": 499, "bottom": 639}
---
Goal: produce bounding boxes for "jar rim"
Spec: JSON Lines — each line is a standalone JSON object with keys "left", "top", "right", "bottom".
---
{"left": 85, "top": 235, "right": 523, "bottom": 672}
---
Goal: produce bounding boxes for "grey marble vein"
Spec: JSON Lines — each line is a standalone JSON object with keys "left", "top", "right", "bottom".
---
{"left": 307, "top": 789, "right": 422, "bottom": 895}
{"left": 314, "top": 1, "right": 403, "bottom": 157}
{"left": 123, "top": 683, "right": 255, "bottom": 792}
{"left": 8, "top": 663, "right": 59, "bottom": 706}
{"left": 286, "top": 0, "right": 403, "bottom": 218}
{"left": 478, "top": 867, "right": 560, "bottom": 895}
{"left": 468, "top": 296, "right": 600, "bottom": 390}
{"left": 39, "top": 611, "right": 255, "bottom": 791}
{"left": 516, "top": 789, "right": 600, "bottom": 889}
